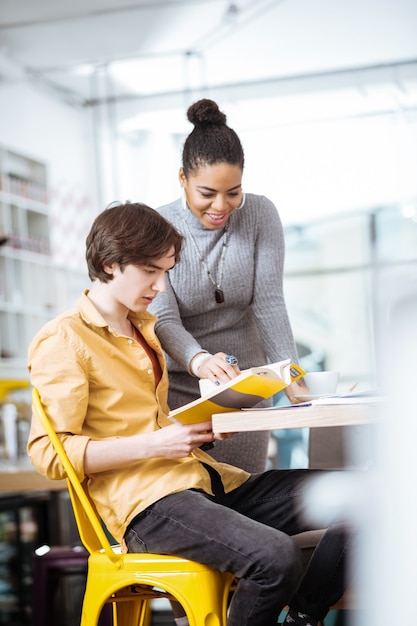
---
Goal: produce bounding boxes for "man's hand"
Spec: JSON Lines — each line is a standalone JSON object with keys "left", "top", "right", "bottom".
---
{"left": 153, "top": 420, "right": 233, "bottom": 458}
{"left": 84, "top": 420, "right": 236, "bottom": 473}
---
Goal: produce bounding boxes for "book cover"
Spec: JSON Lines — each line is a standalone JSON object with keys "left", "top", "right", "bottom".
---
{"left": 169, "top": 359, "right": 305, "bottom": 425}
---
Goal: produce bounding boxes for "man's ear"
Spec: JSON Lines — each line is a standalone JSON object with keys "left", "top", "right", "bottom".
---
{"left": 103, "top": 262, "right": 116, "bottom": 277}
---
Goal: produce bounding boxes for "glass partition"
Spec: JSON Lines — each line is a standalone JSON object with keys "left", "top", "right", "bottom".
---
{"left": 276, "top": 202, "right": 417, "bottom": 469}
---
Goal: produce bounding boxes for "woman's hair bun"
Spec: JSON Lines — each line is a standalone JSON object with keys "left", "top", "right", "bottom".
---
{"left": 187, "top": 99, "right": 227, "bottom": 127}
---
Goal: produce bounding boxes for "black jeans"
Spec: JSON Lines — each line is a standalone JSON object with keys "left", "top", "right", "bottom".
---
{"left": 125, "top": 468, "right": 353, "bottom": 626}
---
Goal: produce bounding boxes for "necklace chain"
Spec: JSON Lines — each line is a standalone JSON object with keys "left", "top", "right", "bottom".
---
{"left": 182, "top": 217, "right": 229, "bottom": 302}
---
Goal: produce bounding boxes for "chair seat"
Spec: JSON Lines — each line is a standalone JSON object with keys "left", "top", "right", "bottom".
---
{"left": 82, "top": 549, "right": 235, "bottom": 626}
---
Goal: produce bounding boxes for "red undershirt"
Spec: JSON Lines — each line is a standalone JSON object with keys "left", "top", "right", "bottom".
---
{"left": 132, "top": 325, "right": 162, "bottom": 388}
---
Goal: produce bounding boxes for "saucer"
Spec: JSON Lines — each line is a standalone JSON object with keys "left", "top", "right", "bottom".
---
{"left": 293, "top": 394, "right": 327, "bottom": 402}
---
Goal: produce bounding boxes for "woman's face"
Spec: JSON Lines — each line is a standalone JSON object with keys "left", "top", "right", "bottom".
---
{"left": 180, "top": 163, "right": 243, "bottom": 230}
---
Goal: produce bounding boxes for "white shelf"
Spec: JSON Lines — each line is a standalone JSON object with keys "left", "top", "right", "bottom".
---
{"left": 0, "top": 146, "right": 51, "bottom": 366}
{"left": 0, "top": 146, "right": 87, "bottom": 380}
{"left": 0, "top": 189, "right": 49, "bottom": 214}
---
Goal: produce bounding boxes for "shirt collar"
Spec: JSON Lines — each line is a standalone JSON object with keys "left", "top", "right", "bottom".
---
{"left": 76, "top": 290, "right": 157, "bottom": 330}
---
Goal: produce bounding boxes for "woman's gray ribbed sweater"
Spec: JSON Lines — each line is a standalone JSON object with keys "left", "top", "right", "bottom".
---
{"left": 149, "top": 193, "right": 299, "bottom": 473}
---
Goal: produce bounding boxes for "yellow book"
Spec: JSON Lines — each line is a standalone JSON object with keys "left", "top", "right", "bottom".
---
{"left": 169, "top": 359, "right": 305, "bottom": 425}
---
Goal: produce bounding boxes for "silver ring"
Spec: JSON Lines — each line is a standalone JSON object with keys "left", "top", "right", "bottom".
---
{"left": 225, "top": 355, "right": 238, "bottom": 366}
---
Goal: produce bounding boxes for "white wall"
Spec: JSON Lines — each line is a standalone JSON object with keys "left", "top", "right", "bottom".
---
{"left": 115, "top": 130, "right": 182, "bottom": 210}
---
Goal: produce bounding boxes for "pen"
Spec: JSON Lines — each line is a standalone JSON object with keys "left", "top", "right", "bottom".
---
{"left": 200, "top": 442, "right": 216, "bottom": 451}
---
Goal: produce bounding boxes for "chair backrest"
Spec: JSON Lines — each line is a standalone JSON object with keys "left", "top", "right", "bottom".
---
{"left": 32, "top": 387, "right": 121, "bottom": 565}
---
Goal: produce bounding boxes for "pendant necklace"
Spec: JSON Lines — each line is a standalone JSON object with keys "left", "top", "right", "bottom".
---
{"left": 182, "top": 217, "right": 229, "bottom": 304}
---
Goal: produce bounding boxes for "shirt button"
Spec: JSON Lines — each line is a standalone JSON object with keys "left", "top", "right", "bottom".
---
{"left": 138, "top": 323, "right": 142, "bottom": 328}
{"left": 147, "top": 369, "right": 153, "bottom": 375}
{"left": 128, "top": 339, "right": 133, "bottom": 344}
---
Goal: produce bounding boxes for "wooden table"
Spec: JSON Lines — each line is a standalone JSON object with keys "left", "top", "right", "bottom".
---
{"left": 0, "top": 459, "right": 66, "bottom": 493}
{"left": 212, "top": 399, "right": 382, "bottom": 433}
{"left": 0, "top": 402, "right": 380, "bottom": 491}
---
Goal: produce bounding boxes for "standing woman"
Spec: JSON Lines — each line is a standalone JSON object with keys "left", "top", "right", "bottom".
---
{"left": 150, "top": 98, "right": 307, "bottom": 473}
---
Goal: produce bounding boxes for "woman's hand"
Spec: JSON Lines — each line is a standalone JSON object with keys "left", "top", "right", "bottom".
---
{"left": 197, "top": 352, "right": 241, "bottom": 384}
{"left": 285, "top": 380, "right": 309, "bottom": 404}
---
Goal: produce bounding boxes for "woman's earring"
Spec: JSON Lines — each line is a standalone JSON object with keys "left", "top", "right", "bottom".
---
{"left": 181, "top": 188, "right": 188, "bottom": 210}
{"left": 236, "top": 192, "right": 246, "bottom": 210}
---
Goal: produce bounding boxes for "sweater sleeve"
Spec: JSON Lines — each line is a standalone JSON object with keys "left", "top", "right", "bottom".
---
{"left": 250, "top": 197, "right": 299, "bottom": 365}
{"left": 152, "top": 275, "right": 206, "bottom": 373}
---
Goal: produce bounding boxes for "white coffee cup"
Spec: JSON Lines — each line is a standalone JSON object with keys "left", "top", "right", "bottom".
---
{"left": 303, "top": 371, "right": 339, "bottom": 395}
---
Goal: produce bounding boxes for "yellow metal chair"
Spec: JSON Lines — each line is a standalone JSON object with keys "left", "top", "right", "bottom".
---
{"left": 32, "top": 387, "right": 234, "bottom": 626}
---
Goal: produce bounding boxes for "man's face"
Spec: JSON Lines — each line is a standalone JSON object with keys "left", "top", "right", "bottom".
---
{"left": 104, "top": 246, "right": 176, "bottom": 313}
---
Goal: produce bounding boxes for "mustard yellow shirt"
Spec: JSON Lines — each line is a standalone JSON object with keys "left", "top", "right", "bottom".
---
{"left": 27, "top": 291, "right": 249, "bottom": 542}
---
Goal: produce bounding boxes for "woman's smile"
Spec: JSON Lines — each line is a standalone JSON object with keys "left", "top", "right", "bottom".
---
{"left": 204, "top": 211, "right": 229, "bottom": 227}
{"left": 180, "top": 162, "right": 243, "bottom": 230}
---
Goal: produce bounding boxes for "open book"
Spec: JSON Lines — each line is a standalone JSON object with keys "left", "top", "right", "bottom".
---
{"left": 169, "top": 359, "right": 305, "bottom": 425}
